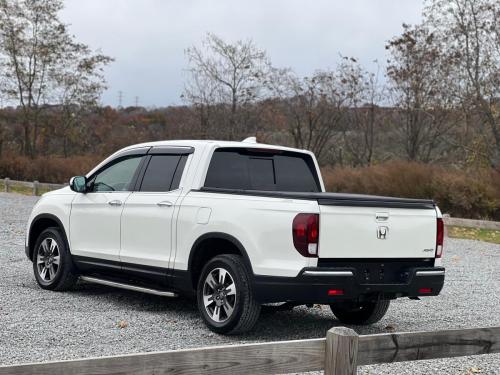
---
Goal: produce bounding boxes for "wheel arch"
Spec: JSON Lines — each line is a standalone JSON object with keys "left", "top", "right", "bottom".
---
{"left": 187, "top": 232, "right": 254, "bottom": 290}
{"left": 28, "top": 214, "right": 68, "bottom": 261}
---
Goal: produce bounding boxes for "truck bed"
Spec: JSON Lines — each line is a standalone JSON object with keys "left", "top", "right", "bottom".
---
{"left": 198, "top": 186, "right": 438, "bottom": 259}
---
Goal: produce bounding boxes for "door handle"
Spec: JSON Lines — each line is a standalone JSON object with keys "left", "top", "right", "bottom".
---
{"left": 157, "top": 200, "right": 173, "bottom": 207}
{"left": 108, "top": 200, "right": 122, "bottom": 206}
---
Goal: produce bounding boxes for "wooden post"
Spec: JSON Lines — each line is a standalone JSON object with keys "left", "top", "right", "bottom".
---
{"left": 325, "top": 327, "right": 359, "bottom": 375}
{"left": 33, "top": 180, "right": 39, "bottom": 196}
{"left": 4, "top": 177, "right": 10, "bottom": 192}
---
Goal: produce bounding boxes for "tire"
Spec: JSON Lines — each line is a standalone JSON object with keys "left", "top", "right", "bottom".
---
{"left": 330, "top": 299, "right": 390, "bottom": 325}
{"left": 197, "top": 254, "right": 261, "bottom": 334}
{"left": 33, "top": 227, "right": 78, "bottom": 291}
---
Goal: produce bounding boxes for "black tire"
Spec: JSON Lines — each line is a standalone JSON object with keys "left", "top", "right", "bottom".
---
{"left": 197, "top": 254, "right": 261, "bottom": 334}
{"left": 33, "top": 227, "right": 78, "bottom": 291}
{"left": 330, "top": 299, "right": 390, "bottom": 325}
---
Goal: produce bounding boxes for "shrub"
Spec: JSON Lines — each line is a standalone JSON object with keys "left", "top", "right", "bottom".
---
{"left": 322, "top": 161, "right": 500, "bottom": 220}
{"left": 0, "top": 154, "right": 101, "bottom": 184}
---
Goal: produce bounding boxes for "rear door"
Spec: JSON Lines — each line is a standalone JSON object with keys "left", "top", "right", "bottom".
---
{"left": 120, "top": 149, "right": 190, "bottom": 269}
{"left": 318, "top": 205, "right": 437, "bottom": 259}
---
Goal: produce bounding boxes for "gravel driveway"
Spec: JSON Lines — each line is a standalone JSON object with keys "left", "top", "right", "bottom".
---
{"left": 0, "top": 192, "right": 499, "bottom": 374}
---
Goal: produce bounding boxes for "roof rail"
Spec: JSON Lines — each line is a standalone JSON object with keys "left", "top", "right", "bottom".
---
{"left": 242, "top": 136, "right": 257, "bottom": 143}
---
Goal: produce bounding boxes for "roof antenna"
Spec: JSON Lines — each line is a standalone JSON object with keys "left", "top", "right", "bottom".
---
{"left": 242, "top": 136, "right": 257, "bottom": 143}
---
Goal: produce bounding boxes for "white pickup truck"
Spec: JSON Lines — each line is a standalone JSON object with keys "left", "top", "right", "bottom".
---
{"left": 26, "top": 138, "right": 445, "bottom": 334}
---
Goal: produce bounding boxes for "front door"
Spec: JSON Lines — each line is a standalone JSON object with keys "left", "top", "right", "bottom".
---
{"left": 70, "top": 155, "right": 144, "bottom": 262}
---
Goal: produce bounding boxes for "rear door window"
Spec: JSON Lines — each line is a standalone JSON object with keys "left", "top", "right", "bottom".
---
{"left": 139, "top": 155, "right": 186, "bottom": 192}
{"left": 204, "top": 148, "right": 320, "bottom": 192}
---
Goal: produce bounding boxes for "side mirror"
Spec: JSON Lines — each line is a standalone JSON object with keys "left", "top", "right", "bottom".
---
{"left": 70, "top": 176, "right": 87, "bottom": 193}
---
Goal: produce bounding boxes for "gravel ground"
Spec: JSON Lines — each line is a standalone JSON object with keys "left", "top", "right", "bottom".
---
{"left": 0, "top": 192, "right": 499, "bottom": 374}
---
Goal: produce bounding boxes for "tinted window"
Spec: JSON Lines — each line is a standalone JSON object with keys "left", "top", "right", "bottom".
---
{"left": 274, "top": 154, "right": 319, "bottom": 191}
{"left": 248, "top": 158, "right": 275, "bottom": 190}
{"left": 90, "top": 156, "right": 142, "bottom": 192}
{"left": 204, "top": 151, "right": 249, "bottom": 189}
{"left": 140, "top": 155, "right": 185, "bottom": 192}
{"left": 204, "top": 148, "right": 320, "bottom": 192}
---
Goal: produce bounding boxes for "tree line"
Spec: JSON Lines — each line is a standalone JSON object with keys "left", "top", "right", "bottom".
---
{"left": 0, "top": 0, "right": 498, "bottom": 169}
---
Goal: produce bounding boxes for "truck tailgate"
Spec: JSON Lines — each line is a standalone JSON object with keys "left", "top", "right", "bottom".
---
{"left": 318, "top": 205, "right": 437, "bottom": 259}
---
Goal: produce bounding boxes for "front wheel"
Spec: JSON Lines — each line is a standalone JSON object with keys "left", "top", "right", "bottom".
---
{"left": 330, "top": 299, "right": 390, "bottom": 325}
{"left": 33, "top": 227, "right": 78, "bottom": 291}
{"left": 197, "top": 254, "right": 261, "bottom": 334}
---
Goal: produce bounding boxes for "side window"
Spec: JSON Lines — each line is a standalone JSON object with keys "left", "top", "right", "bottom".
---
{"left": 274, "top": 154, "right": 319, "bottom": 192}
{"left": 204, "top": 150, "right": 249, "bottom": 189}
{"left": 139, "top": 155, "right": 187, "bottom": 192}
{"left": 204, "top": 148, "right": 320, "bottom": 192}
{"left": 89, "top": 156, "right": 142, "bottom": 192}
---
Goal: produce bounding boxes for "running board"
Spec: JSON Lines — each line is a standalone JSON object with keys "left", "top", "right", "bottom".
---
{"left": 79, "top": 276, "right": 178, "bottom": 297}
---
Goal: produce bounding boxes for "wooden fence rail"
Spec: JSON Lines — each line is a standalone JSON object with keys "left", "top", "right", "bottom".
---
{"left": 0, "top": 326, "right": 498, "bottom": 375}
{"left": 1, "top": 178, "right": 64, "bottom": 195}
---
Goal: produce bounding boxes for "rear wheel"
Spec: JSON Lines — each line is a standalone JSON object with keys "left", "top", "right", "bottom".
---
{"left": 197, "top": 254, "right": 261, "bottom": 334}
{"left": 330, "top": 299, "right": 390, "bottom": 325}
{"left": 33, "top": 227, "right": 78, "bottom": 291}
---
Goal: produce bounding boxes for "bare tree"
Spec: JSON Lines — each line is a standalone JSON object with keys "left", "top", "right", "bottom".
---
{"left": 268, "top": 60, "right": 370, "bottom": 164}
{"left": 386, "top": 23, "right": 459, "bottom": 162}
{"left": 339, "top": 59, "right": 385, "bottom": 166}
{"left": 51, "top": 45, "right": 112, "bottom": 156}
{"left": 0, "top": 0, "right": 112, "bottom": 157}
{"left": 424, "top": 0, "right": 500, "bottom": 166}
{"left": 183, "top": 33, "right": 270, "bottom": 140}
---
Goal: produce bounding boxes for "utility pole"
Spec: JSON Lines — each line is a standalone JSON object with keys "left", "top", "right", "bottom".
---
{"left": 118, "top": 91, "right": 123, "bottom": 108}
{"left": 134, "top": 96, "right": 139, "bottom": 107}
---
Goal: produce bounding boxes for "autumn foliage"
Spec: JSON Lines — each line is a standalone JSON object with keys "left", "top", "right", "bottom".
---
{"left": 324, "top": 162, "right": 500, "bottom": 220}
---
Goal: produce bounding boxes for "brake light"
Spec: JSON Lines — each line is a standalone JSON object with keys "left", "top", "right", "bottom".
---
{"left": 292, "top": 213, "right": 319, "bottom": 257}
{"left": 328, "top": 289, "right": 344, "bottom": 296}
{"left": 436, "top": 218, "right": 444, "bottom": 258}
{"left": 418, "top": 287, "right": 433, "bottom": 294}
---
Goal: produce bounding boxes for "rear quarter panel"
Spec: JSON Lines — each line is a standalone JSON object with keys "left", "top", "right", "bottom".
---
{"left": 175, "top": 191, "right": 319, "bottom": 277}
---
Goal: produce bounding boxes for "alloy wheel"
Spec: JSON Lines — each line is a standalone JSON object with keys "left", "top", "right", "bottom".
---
{"left": 36, "top": 237, "right": 60, "bottom": 283}
{"left": 202, "top": 267, "right": 237, "bottom": 323}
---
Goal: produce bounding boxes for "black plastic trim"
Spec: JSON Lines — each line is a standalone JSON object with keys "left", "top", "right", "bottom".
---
{"left": 27, "top": 213, "right": 68, "bottom": 261}
{"left": 253, "top": 266, "right": 445, "bottom": 303}
{"left": 73, "top": 255, "right": 169, "bottom": 287}
{"left": 195, "top": 187, "right": 435, "bottom": 209}
{"left": 187, "top": 232, "right": 254, "bottom": 275}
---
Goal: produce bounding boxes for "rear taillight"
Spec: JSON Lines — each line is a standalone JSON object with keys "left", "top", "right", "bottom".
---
{"left": 436, "top": 218, "right": 444, "bottom": 258}
{"left": 292, "top": 213, "right": 319, "bottom": 257}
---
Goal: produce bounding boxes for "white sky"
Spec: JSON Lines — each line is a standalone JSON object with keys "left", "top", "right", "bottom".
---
{"left": 60, "top": 0, "right": 424, "bottom": 107}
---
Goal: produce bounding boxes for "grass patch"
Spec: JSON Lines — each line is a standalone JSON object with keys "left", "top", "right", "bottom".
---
{"left": 447, "top": 226, "right": 500, "bottom": 244}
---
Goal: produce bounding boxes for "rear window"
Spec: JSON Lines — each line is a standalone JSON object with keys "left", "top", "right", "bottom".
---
{"left": 204, "top": 148, "right": 320, "bottom": 192}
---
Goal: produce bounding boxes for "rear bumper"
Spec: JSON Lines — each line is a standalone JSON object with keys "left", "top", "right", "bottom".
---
{"left": 253, "top": 266, "right": 445, "bottom": 303}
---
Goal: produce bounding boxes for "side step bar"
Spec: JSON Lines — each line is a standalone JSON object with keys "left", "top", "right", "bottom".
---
{"left": 79, "top": 276, "right": 178, "bottom": 297}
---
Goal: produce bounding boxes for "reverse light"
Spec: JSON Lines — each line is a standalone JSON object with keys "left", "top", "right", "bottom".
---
{"left": 292, "top": 213, "right": 319, "bottom": 257}
{"left": 436, "top": 218, "right": 444, "bottom": 258}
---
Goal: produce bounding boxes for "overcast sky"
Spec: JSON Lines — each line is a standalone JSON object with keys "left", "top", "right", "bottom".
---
{"left": 60, "top": 0, "right": 424, "bottom": 107}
